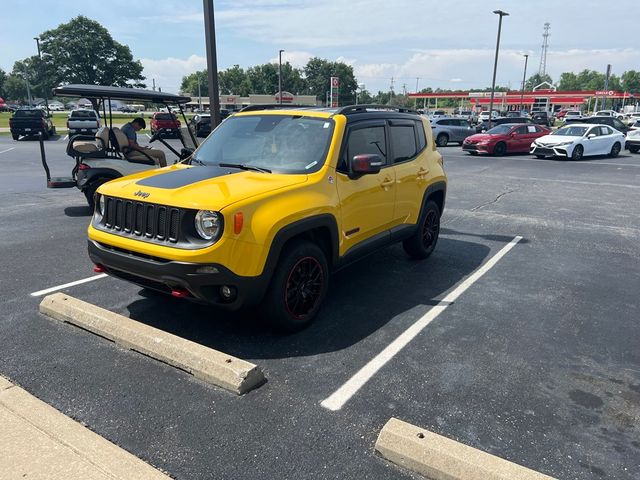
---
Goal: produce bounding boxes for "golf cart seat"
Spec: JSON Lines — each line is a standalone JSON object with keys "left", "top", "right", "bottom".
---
{"left": 67, "top": 127, "right": 115, "bottom": 158}
{"left": 111, "top": 127, "right": 157, "bottom": 166}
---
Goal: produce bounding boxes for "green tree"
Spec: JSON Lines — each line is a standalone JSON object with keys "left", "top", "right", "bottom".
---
{"left": 525, "top": 73, "right": 553, "bottom": 90}
{"left": 219, "top": 65, "right": 251, "bottom": 96}
{"left": 3, "top": 74, "right": 30, "bottom": 102}
{"left": 38, "top": 16, "right": 145, "bottom": 91}
{"left": 0, "top": 68, "right": 6, "bottom": 98}
{"left": 181, "top": 70, "right": 208, "bottom": 97}
{"left": 304, "top": 58, "right": 357, "bottom": 106}
{"left": 621, "top": 70, "right": 640, "bottom": 93}
{"left": 576, "top": 70, "right": 605, "bottom": 90}
{"left": 558, "top": 72, "right": 580, "bottom": 90}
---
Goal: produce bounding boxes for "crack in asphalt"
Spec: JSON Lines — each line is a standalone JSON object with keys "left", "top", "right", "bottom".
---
{"left": 471, "top": 189, "right": 517, "bottom": 211}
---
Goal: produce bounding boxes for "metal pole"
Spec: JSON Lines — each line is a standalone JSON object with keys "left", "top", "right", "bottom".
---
{"left": 198, "top": 73, "right": 202, "bottom": 110}
{"left": 519, "top": 54, "right": 528, "bottom": 112}
{"left": 23, "top": 69, "right": 32, "bottom": 106}
{"left": 488, "top": 10, "right": 509, "bottom": 129}
{"left": 203, "top": 0, "right": 221, "bottom": 127}
{"left": 278, "top": 49, "right": 284, "bottom": 104}
{"left": 34, "top": 37, "right": 50, "bottom": 115}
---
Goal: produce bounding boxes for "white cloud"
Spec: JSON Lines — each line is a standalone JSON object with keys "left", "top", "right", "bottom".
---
{"left": 267, "top": 50, "right": 314, "bottom": 68}
{"left": 140, "top": 55, "right": 207, "bottom": 94}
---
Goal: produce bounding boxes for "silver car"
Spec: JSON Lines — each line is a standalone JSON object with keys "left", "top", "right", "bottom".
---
{"left": 430, "top": 118, "right": 476, "bottom": 147}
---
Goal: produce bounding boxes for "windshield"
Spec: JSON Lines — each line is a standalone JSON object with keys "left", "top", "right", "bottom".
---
{"left": 553, "top": 126, "right": 587, "bottom": 136}
{"left": 14, "top": 110, "right": 43, "bottom": 117}
{"left": 486, "top": 125, "right": 512, "bottom": 134}
{"left": 71, "top": 110, "right": 97, "bottom": 118}
{"left": 155, "top": 113, "right": 176, "bottom": 121}
{"left": 192, "top": 114, "right": 335, "bottom": 174}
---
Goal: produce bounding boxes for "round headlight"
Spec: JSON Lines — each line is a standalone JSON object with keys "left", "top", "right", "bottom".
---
{"left": 195, "top": 210, "right": 222, "bottom": 240}
{"left": 97, "top": 194, "right": 105, "bottom": 215}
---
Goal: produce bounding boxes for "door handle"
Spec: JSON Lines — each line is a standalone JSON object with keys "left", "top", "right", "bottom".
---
{"left": 417, "top": 167, "right": 429, "bottom": 178}
{"left": 381, "top": 177, "right": 395, "bottom": 187}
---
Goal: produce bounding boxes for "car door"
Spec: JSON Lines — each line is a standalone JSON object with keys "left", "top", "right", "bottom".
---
{"left": 390, "top": 119, "right": 426, "bottom": 226}
{"left": 599, "top": 125, "right": 619, "bottom": 154}
{"left": 584, "top": 126, "right": 605, "bottom": 155}
{"left": 336, "top": 120, "right": 396, "bottom": 253}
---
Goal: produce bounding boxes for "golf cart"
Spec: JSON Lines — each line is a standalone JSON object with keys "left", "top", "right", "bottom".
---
{"left": 39, "top": 84, "right": 197, "bottom": 208}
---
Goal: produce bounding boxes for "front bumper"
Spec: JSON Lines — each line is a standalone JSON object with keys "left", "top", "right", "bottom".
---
{"left": 462, "top": 143, "right": 490, "bottom": 153}
{"left": 88, "top": 240, "right": 270, "bottom": 310}
{"left": 530, "top": 144, "right": 569, "bottom": 157}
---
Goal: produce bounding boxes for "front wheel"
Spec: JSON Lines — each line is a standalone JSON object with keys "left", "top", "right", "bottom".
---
{"left": 403, "top": 200, "right": 441, "bottom": 260}
{"left": 609, "top": 142, "right": 621, "bottom": 157}
{"left": 534, "top": 154, "right": 546, "bottom": 159}
{"left": 493, "top": 142, "right": 507, "bottom": 156}
{"left": 12, "top": 134, "right": 19, "bottom": 141}
{"left": 436, "top": 134, "right": 449, "bottom": 147}
{"left": 571, "top": 144, "right": 584, "bottom": 161}
{"left": 629, "top": 145, "right": 639, "bottom": 153}
{"left": 264, "top": 240, "right": 329, "bottom": 332}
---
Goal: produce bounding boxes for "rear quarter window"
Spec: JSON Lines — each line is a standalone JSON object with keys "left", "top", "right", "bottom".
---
{"left": 415, "top": 120, "right": 427, "bottom": 151}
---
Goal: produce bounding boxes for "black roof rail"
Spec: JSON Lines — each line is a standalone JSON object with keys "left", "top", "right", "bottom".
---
{"left": 334, "top": 104, "right": 420, "bottom": 115}
{"left": 238, "top": 104, "right": 317, "bottom": 113}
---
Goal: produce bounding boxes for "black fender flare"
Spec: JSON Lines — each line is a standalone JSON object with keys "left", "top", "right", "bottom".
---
{"left": 77, "top": 168, "right": 122, "bottom": 191}
{"left": 419, "top": 181, "right": 447, "bottom": 219}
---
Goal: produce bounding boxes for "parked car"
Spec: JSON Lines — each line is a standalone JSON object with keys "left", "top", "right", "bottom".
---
{"left": 88, "top": 104, "right": 447, "bottom": 331}
{"left": 564, "top": 111, "right": 583, "bottom": 121}
{"left": 462, "top": 123, "right": 549, "bottom": 156}
{"left": 189, "top": 110, "right": 231, "bottom": 137}
{"left": 563, "top": 115, "right": 629, "bottom": 133}
{"left": 476, "top": 116, "right": 535, "bottom": 133}
{"left": 595, "top": 110, "right": 623, "bottom": 119}
{"left": 118, "top": 105, "right": 138, "bottom": 113}
{"left": 554, "top": 109, "right": 569, "bottom": 120}
{"left": 150, "top": 112, "right": 181, "bottom": 137}
{"left": 9, "top": 108, "right": 56, "bottom": 140}
{"left": 478, "top": 111, "right": 499, "bottom": 123}
{"left": 430, "top": 117, "right": 475, "bottom": 146}
{"left": 626, "top": 124, "right": 640, "bottom": 153}
{"left": 67, "top": 109, "right": 101, "bottom": 135}
{"left": 530, "top": 124, "right": 625, "bottom": 160}
{"left": 48, "top": 103, "right": 65, "bottom": 111}
{"left": 531, "top": 111, "right": 552, "bottom": 127}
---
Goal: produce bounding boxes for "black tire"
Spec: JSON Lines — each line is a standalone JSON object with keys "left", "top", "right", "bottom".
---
{"left": 629, "top": 145, "right": 639, "bottom": 153}
{"left": 264, "top": 240, "right": 329, "bottom": 332}
{"left": 436, "top": 133, "right": 449, "bottom": 147}
{"left": 467, "top": 151, "right": 478, "bottom": 156}
{"left": 83, "top": 179, "right": 108, "bottom": 211}
{"left": 12, "top": 134, "right": 19, "bottom": 141}
{"left": 535, "top": 154, "right": 546, "bottom": 159}
{"left": 571, "top": 144, "right": 584, "bottom": 161}
{"left": 403, "top": 200, "right": 441, "bottom": 260}
{"left": 493, "top": 142, "right": 507, "bottom": 156}
{"left": 609, "top": 142, "right": 621, "bottom": 158}
{"left": 50, "top": 127, "right": 56, "bottom": 136}
{"left": 41, "top": 129, "right": 49, "bottom": 141}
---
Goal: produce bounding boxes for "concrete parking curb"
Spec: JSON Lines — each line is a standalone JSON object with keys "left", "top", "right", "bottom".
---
{"left": 375, "top": 418, "right": 556, "bottom": 480}
{"left": 39, "top": 293, "right": 266, "bottom": 395}
{"left": 0, "top": 375, "right": 171, "bottom": 480}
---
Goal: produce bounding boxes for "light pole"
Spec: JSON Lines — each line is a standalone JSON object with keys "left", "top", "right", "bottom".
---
{"left": 34, "top": 36, "right": 50, "bottom": 115}
{"left": 203, "top": 0, "right": 221, "bottom": 127}
{"left": 519, "top": 54, "right": 529, "bottom": 113}
{"left": 488, "top": 9, "right": 509, "bottom": 129}
{"left": 278, "top": 49, "right": 284, "bottom": 104}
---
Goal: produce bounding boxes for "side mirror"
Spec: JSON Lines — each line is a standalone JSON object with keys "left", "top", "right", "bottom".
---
{"left": 587, "top": 134, "right": 596, "bottom": 139}
{"left": 349, "top": 153, "right": 383, "bottom": 178}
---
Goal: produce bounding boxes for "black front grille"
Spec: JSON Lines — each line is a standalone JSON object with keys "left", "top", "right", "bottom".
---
{"left": 103, "top": 197, "right": 183, "bottom": 244}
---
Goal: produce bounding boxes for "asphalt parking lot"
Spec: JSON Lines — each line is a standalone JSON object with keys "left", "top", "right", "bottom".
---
{"left": 1, "top": 134, "right": 639, "bottom": 479}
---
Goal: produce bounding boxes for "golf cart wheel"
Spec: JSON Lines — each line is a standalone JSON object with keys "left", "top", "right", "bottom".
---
{"left": 571, "top": 144, "right": 584, "bottom": 161}
{"left": 84, "top": 179, "right": 109, "bottom": 211}
{"left": 609, "top": 142, "right": 621, "bottom": 158}
{"left": 264, "top": 240, "right": 328, "bottom": 332}
{"left": 403, "top": 200, "right": 441, "bottom": 260}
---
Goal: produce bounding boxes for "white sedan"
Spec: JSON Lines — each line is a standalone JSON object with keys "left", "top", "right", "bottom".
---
{"left": 530, "top": 124, "right": 625, "bottom": 160}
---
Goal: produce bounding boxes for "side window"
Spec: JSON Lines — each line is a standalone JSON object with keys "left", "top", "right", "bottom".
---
{"left": 390, "top": 124, "right": 417, "bottom": 163}
{"left": 342, "top": 125, "right": 387, "bottom": 171}
{"left": 516, "top": 126, "right": 529, "bottom": 135}
{"left": 459, "top": 120, "right": 471, "bottom": 128}
{"left": 587, "top": 127, "right": 600, "bottom": 137}
{"left": 415, "top": 120, "right": 427, "bottom": 151}
{"left": 601, "top": 126, "right": 611, "bottom": 135}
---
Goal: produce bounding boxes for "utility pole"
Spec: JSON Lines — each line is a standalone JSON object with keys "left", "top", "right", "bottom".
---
{"left": 33, "top": 37, "right": 50, "bottom": 115}
{"left": 152, "top": 78, "right": 156, "bottom": 91}
{"left": 519, "top": 54, "right": 529, "bottom": 112}
{"left": 389, "top": 77, "right": 395, "bottom": 102}
{"left": 402, "top": 83, "right": 407, "bottom": 96}
{"left": 203, "top": 0, "right": 221, "bottom": 127}
{"left": 278, "top": 49, "right": 284, "bottom": 104}
{"left": 488, "top": 9, "right": 509, "bottom": 129}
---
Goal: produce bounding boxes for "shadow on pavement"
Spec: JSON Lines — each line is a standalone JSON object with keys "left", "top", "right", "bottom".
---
{"left": 123, "top": 234, "right": 514, "bottom": 360}
{"left": 64, "top": 206, "right": 92, "bottom": 217}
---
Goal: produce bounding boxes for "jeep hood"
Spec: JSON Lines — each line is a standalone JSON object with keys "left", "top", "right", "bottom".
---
{"left": 98, "top": 165, "right": 308, "bottom": 210}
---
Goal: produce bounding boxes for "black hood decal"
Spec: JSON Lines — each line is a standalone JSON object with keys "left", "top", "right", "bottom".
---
{"left": 136, "top": 166, "right": 239, "bottom": 189}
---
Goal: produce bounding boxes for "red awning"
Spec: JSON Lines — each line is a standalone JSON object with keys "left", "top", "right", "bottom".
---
{"left": 474, "top": 98, "right": 534, "bottom": 105}
{"left": 550, "top": 97, "right": 585, "bottom": 104}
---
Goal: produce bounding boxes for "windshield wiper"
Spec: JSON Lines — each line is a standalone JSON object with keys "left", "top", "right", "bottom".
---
{"left": 218, "top": 163, "right": 271, "bottom": 173}
{"left": 190, "top": 158, "right": 207, "bottom": 166}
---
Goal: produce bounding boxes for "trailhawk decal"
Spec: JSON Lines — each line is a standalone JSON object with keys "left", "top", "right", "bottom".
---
{"left": 136, "top": 166, "right": 241, "bottom": 189}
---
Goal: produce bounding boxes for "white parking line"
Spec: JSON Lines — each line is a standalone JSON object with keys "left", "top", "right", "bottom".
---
{"left": 320, "top": 235, "right": 523, "bottom": 411}
{"left": 146, "top": 133, "right": 151, "bottom": 139}
{"left": 0, "top": 148, "right": 16, "bottom": 155}
{"left": 30, "top": 274, "right": 108, "bottom": 297}
{"left": 60, "top": 135, "right": 68, "bottom": 141}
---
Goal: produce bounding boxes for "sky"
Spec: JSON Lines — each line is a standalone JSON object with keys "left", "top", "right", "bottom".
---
{"left": 1, "top": 0, "right": 639, "bottom": 96}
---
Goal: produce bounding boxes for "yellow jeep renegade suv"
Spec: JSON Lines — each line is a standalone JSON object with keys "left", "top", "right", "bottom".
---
{"left": 88, "top": 105, "right": 447, "bottom": 331}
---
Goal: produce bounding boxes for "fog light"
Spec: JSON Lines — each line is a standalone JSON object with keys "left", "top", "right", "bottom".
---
{"left": 196, "top": 266, "right": 219, "bottom": 274}
{"left": 220, "top": 285, "right": 235, "bottom": 300}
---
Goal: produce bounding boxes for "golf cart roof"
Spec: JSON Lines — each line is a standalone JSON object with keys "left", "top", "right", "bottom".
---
{"left": 53, "top": 84, "right": 191, "bottom": 104}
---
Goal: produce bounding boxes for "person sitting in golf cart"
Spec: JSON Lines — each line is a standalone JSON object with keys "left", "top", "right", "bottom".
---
{"left": 121, "top": 117, "right": 167, "bottom": 167}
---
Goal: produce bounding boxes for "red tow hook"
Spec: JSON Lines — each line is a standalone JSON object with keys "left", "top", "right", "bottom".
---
{"left": 93, "top": 264, "right": 106, "bottom": 273}
{"left": 171, "top": 288, "right": 190, "bottom": 298}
